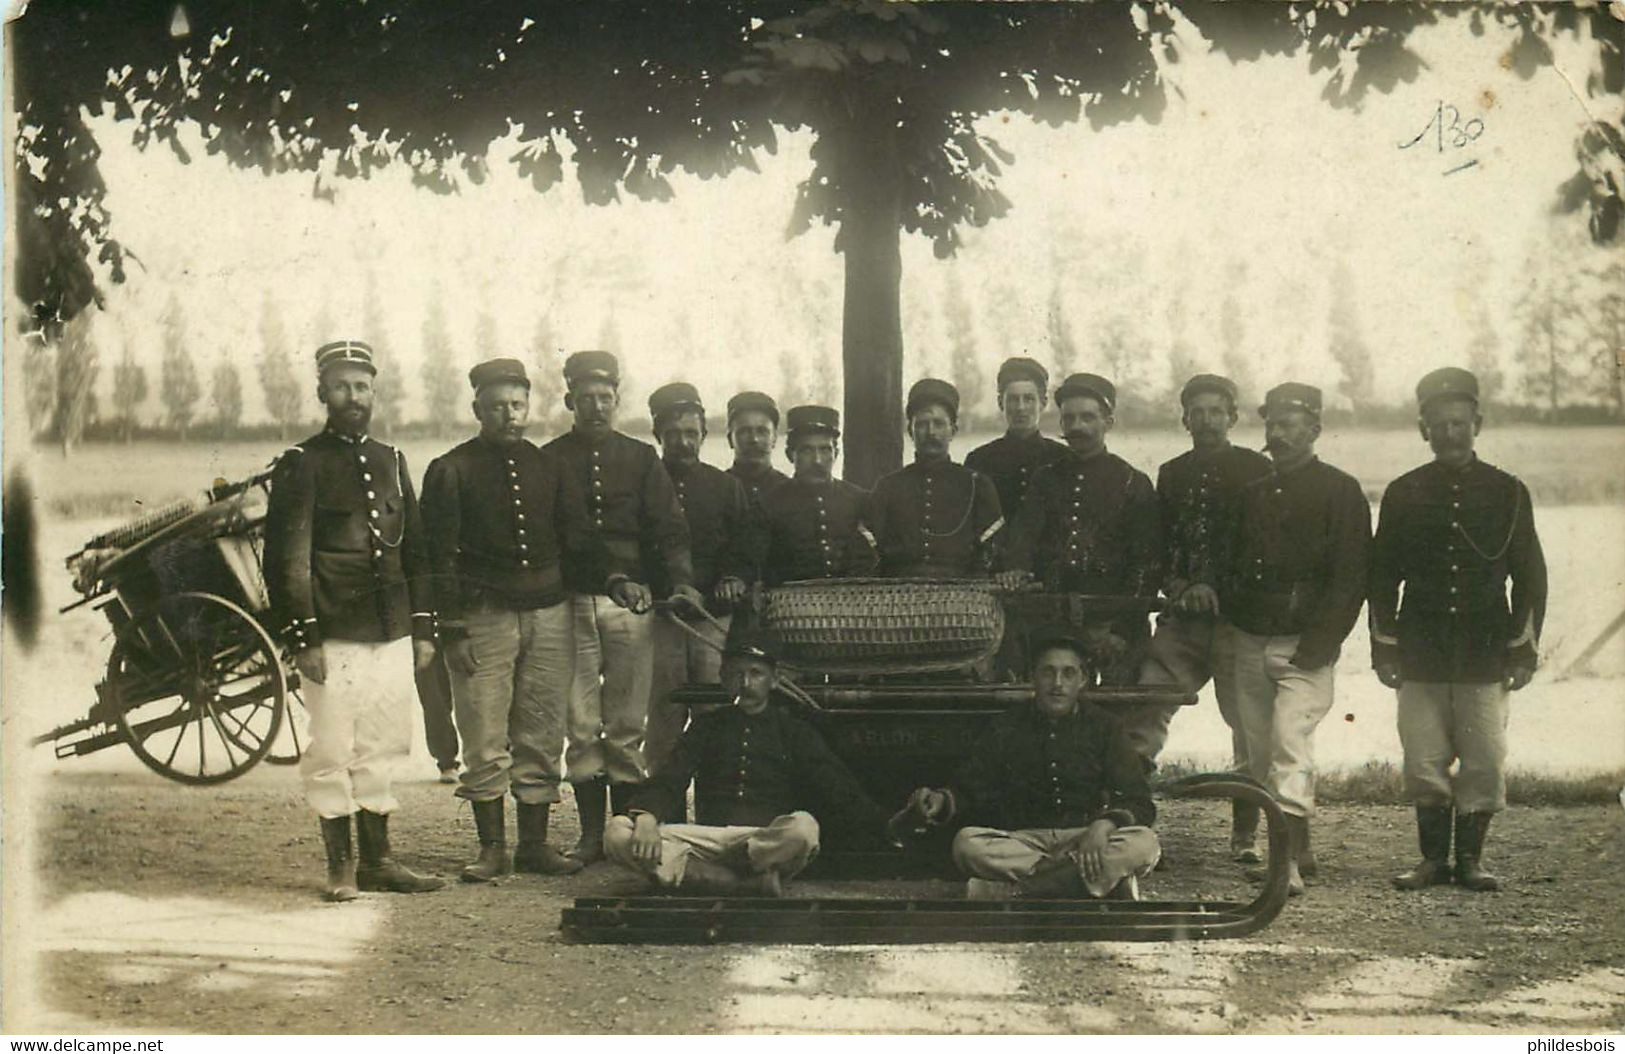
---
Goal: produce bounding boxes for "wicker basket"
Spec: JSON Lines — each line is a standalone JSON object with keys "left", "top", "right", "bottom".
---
{"left": 762, "top": 578, "right": 1004, "bottom": 675}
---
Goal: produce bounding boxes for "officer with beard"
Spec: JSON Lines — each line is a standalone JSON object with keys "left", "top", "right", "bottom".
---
{"left": 758, "top": 406, "right": 878, "bottom": 585}
{"left": 1122, "top": 374, "right": 1273, "bottom": 860}
{"left": 421, "top": 358, "right": 594, "bottom": 881}
{"left": 643, "top": 382, "right": 756, "bottom": 798}
{"left": 868, "top": 379, "right": 1004, "bottom": 579}
{"left": 263, "top": 340, "right": 444, "bottom": 901}
{"left": 1218, "top": 382, "right": 1370, "bottom": 897}
{"left": 1372, "top": 368, "right": 1546, "bottom": 893}
{"left": 1001, "top": 373, "right": 1163, "bottom": 685}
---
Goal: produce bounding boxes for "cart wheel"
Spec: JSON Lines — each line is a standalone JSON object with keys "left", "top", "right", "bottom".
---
{"left": 263, "top": 684, "right": 307, "bottom": 765}
{"left": 109, "top": 592, "right": 286, "bottom": 785}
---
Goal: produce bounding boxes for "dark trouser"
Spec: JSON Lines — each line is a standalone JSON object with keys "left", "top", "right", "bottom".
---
{"left": 414, "top": 652, "right": 459, "bottom": 771}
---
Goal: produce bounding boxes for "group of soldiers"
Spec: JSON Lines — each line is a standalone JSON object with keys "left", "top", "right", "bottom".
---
{"left": 263, "top": 339, "right": 1546, "bottom": 903}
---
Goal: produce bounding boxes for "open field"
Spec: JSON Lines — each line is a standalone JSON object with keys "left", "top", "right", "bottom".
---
{"left": 13, "top": 424, "right": 1625, "bottom": 518}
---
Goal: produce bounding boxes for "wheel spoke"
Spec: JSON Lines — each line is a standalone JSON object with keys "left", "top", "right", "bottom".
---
{"left": 204, "top": 700, "right": 241, "bottom": 770}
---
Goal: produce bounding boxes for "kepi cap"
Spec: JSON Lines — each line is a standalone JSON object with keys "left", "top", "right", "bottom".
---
{"left": 996, "top": 357, "right": 1049, "bottom": 394}
{"left": 723, "top": 625, "right": 782, "bottom": 665}
{"left": 785, "top": 405, "right": 840, "bottom": 439}
{"left": 1180, "top": 373, "right": 1238, "bottom": 409}
{"left": 563, "top": 350, "right": 620, "bottom": 388}
{"left": 649, "top": 381, "right": 705, "bottom": 421}
{"left": 468, "top": 357, "right": 530, "bottom": 392}
{"left": 905, "top": 378, "right": 960, "bottom": 422}
{"left": 1259, "top": 382, "right": 1322, "bottom": 419}
{"left": 315, "top": 340, "right": 376, "bottom": 376}
{"left": 1027, "top": 625, "right": 1089, "bottom": 670}
{"left": 727, "top": 391, "right": 780, "bottom": 427}
{"left": 1055, "top": 372, "right": 1117, "bottom": 413}
{"left": 1415, "top": 367, "right": 1480, "bottom": 411}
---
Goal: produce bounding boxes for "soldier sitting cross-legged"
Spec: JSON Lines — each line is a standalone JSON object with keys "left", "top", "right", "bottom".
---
{"left": 604, "top": 627, "right": 892, "bottom": 895}
{"left": 904, "top": 628, "right": 1161, "bottom": 901}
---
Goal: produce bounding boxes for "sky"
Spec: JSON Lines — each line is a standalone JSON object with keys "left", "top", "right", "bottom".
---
{"left": 19, "top": 6, "right": 1625, "bottom": 427}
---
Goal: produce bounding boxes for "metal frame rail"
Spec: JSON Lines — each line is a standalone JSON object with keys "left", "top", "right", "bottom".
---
{"left": 560, "top": 773, "right": 1291, "bottom": 945}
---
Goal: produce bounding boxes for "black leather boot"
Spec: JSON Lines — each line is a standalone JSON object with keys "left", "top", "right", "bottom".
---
{"left": 1392, "top": 805, "right": 1454, "bottom": 890}
{"left": 320, "top": 815, "right": 358, "bottom": 902}
{"left": 514, "top": 802, "right": 584, "bottom": 875}
{"left": 355, "top": 810, "right": 445, "bottom": 893}
{"left": 461, "top": 798, "right": 509, "bottom": 883}
{"left": 1454, "top": 811, "right": 1502, "bottom": 891}
{"left": 1230, "top": 799, "right": 1263, "bottom": 864}
{"left": 568, "top": 779, "right": 607, "bottom": 864}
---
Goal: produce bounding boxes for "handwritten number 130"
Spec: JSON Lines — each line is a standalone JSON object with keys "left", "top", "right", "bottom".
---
{"left": 1400, "top": 102, "right": 1485, "bottom": 152}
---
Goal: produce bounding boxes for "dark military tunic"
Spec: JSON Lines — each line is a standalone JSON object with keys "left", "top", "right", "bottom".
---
{"left": 965, "top": 431, "right": 1070, "bottom": 520}
{"left": 868, "top": 457, "right": 1004, "bottom": 578}
{"left": 1157, "top": 444, "right": 1274, "bottom": 592}
{"left": 944, "top": 702, "right": 1155, "bottom": 831}
{"left": 541, "top": 429, "right": 694, "bottom": 596}
{"left": 263, "top": 428, "right": 435, "bottom": 649}
{"left": 658, "top": 459, "right": 756, "bottom": 614}
{"left": 758, "top": 477, "right": 878, "bottom": 585}
{"left": 420, "top": 436, "right": 592, "bottom": 628}
{"left": 727, "top": 460, "right": 791, "bottom": 506}
{"left": 628, "top": 701, "right": 892, "bottom": 834}
{"left": 1369, "top": 457, "right": 1546, "bottom": 683}
{"left": 1222, "top": 456, "right": 1371, "bottom": 669}
{"left": 1002, "top": 449, "right": 1163, "bottom": 600}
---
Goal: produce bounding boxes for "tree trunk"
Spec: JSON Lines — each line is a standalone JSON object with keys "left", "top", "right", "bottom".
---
{"left": 836, "top": 95, "right": 904, "bottom": 489}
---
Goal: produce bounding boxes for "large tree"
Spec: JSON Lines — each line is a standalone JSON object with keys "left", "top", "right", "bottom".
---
{"left": 257, "top": 292, "right": 302, "bottom": 440}
{"left": 12, "top": 1, "right": 1623, "bottom": 482}
{"left": 110, "top": 342, "right": 149, "bottom": 443}
{"left": 158, "top": 295, "right": 200, "bottom": 439}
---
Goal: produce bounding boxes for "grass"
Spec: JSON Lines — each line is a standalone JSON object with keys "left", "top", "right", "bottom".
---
{"left": 14, "top": 424, "right": 1625, "bottom": 521}
{"left": 1156, "top": 756, "right": 1625, "bottom": 807}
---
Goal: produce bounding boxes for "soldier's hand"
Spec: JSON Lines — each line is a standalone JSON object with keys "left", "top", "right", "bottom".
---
{"left": 611, "top": 579, "right": 653, "bottom": 614}
{"left": 294, "top": 645, "right": 327, "bottom": 686}
{"left": 913, "top": 786, "right": 949, "bottom": 823}
{"left": 1076, "top": 820, "right": 1115, "bottom": 886}
{"left": 1505, "top": 664, "right": 1535, "bottom": 691}
{"left": 412, "top": 639, "right": 436, "bottom": 672}
{"left": 1083, "top": 628, "right": 1128, "bottom": 667}
{"left": 671, "top": 583, "right": 707, "bottom": 613}
{"left": 445, "top": 637, "right": 479, "bottom": 678}
{"left": 630, "top": 813, "right": 662, "bottom": 865}
{"left": 1176, "top": 583, "right": 1221, "bottom": 617}
{"left": 991, "top": 569, "right": 1030, "bottom": 592}
{"left": 1375, "top": 661, "right": 1403, "bottom": 690}
{"left": 712, "top": 577, "right": 747, "bottom": 605}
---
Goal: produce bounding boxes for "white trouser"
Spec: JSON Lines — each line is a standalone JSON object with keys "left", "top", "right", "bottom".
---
{"left": 299, "top": 636, "right": 415, "bottom": 819}
{"left": 951, "top": 825, "right": 1162, "bottom": 898}
{"left": 1219, "top": 623, "right": 1336, "bottom": 818}
{"left": 566, "top": 594, "right": 655, "bottom": 784}
{"left": 1397, "top": 681, "right": 1511, "bottom": 814}
{"left": 604, "top": 811, "right": 820, "bottom": 888}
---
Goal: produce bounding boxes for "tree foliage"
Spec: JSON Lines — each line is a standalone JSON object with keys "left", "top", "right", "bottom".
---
{"left": 420, "top": 287, "right": 462, "bottom": 435}
{"left": 110, "top": 342, "right": 149, "bottom": 442}
{"left": 53, "top": 312, "right": 101, "bottom": 453}
{"left": 158, "top": 295, "right": 200, "bottom": 438}
{"left": 209, "top": 354, "right": 244, "bottom": 436}
{"left": 257, "top": 292, "right": 302, "bottom": 440}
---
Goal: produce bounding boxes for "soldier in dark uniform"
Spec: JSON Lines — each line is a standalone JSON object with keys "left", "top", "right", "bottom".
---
{"left": 965, "top": 357, "right": 1069, "bottom": 516}
{"left": 1125, "top": 374, "right": 1273, "bottom": 859}
{"left": 868, "top": 379, "right": 1004, "bottom": 579}
{"left": 1372, "top": 367, "right": 1547, "bottom": 893}
{"left": 605, "top": 627, "right": 892, "bottom": 894}
{"left": 758, "top": 405, "right": 878, "bottom": 585}
{"left": 1001, "top": 373, "right": 1163, "bottom": 685}
{"left": 421, "top": 358, "right": 593, "bottom": 882}
{"left": 263, "top": 340, "right": 444, "bottom": 901}
{"left": 725, "top": 391, "right": 791, "bottom": 505}
{"left": 905, "top": 629, "right": 1161, "bottom": 900}
{"left": 540, "top": 351, "right": 703, "bottom": 863}
{"left": 1218, "top": 382, "right": 1370, "bottom": 897}
{"left": 643, "top": 382, "right": 756, "bottom": 800}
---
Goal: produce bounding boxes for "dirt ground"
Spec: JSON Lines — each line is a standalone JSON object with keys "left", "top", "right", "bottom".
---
{"left": 13, "top": 770, "right": 1624, "bottom": 1035}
